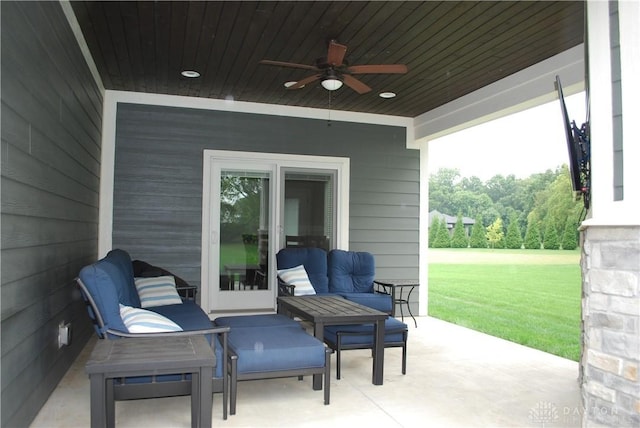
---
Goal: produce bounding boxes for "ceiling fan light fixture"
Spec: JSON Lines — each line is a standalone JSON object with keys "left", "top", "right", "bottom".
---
{"left": 321, "top": 77, "right": 343, "bottom": 91}
{"left": 181, "top": 70, "right": 200, "bottom": 78}
{"left": 379, "top": 91, "right": 396, "bottom": 99}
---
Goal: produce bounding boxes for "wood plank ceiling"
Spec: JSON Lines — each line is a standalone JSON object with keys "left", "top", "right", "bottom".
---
{"left": 70, "top": 1, "right": 584, "bottom": 117}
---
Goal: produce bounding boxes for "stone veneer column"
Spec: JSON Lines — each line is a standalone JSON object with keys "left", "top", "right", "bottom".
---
{"left": 581, "top": 225, "right": 640, "bottom": 426}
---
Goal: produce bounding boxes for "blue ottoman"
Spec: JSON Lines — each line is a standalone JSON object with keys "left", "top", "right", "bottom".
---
{"left": 324, "top": 317, "right": 408, "bottom": 379}
{"left": 227, "top": 324, "right": 331, "bottom": 414}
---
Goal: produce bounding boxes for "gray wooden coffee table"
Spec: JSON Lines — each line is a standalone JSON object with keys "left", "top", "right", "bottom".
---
{"left": 86, "top": 335, "right": 215, "bottom": 428}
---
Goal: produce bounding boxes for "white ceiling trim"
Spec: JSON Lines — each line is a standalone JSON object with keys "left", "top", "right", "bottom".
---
{"left": 60, "top": 0, "right": 105, "bottom": 94}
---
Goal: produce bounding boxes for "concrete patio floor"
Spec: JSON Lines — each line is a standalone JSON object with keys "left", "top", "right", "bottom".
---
{"left": 31, "top": 316, "right": 582, "bottom": 427}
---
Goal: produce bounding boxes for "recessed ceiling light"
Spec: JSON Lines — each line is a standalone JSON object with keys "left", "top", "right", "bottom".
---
{"left": 181, "top": 70, "right": 200, "bottom": 78}
{"left": 379, "top": 92, "right": 396, "bottom": 99}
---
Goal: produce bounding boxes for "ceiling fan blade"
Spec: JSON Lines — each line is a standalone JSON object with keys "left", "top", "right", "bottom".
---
{"left": 259, "top": 60, "right": 317, "bottom": 71}
{"left": 343, "top": 74, "right": 372, "bottom": 94}
{"left": 326, "top": 40, "right": 347, "bottom": 67}
{"left": 347, "top": 64, "right": 408, "bottom": 74}
{"left": 286, "top": 74, "right": 322, "bottom": 89}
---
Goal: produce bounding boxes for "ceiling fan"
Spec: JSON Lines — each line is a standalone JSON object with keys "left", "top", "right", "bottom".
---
{"left": 259, "top": 40, "right": 408, "bottom": 94}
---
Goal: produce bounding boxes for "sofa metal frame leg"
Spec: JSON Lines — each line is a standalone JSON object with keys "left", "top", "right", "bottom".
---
{"left": 221, "top": 333, "right": 228, "bottom": 420}
{"left": 336, "top": 333, "right": 342, "bottom": 380}
{"left": 229, "top": 355, "right": 238, "bottom": 416}
{"left": 402, "top": 330, "right": 408, "bottom": 375}
{"left": 324, "top": 349, "right": 331, "bottom": 405}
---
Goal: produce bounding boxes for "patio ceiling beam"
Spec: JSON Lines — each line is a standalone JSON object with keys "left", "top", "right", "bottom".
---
{"left": 411, "top": 45, "right": 585, "bottom": 146}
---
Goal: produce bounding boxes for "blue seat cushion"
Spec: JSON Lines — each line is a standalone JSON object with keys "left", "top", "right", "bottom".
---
{"left": 228, "top": 326, "right": 326, "bottom": 374}
{"left": 151, "top": 301, "right": 212, "bottom": 331}
{"left": 214, "top": 314, "right": 301, "bottom": 329}
{"left": 338, "top": 292, "right": 392, "bottom": 313}
{"left": 324, "top": 317, "right": 407, "bottom": 346}
{"left": 276, "top": 247, "right": 329, "bottom": 293}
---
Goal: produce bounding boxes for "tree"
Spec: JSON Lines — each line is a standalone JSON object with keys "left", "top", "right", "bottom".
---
{"left": 486, "top": 217, "right": 505, "bottom": 249}
{"left": 529, "top": 165, "right": 581, "bottom": 235}
{"left": 429, "top": 168, "right": 462, "bottom": 215}
{"left": 428, "top": 167, "right": 577, "bottom": 251}
{"left": 562, "top": 216, "right": 579, "bottom": 250}
{"left": 451, "top": 191, "right": 496, "bottom": 227}
{"left": 469, "top": 215, "right": 487, "bottom": 248}
{"left": 220, "top": 176, "right": 263, "bottom": 242}
{"left": 451, "top": 213, "right": 469, "bottom": 248}
{"left": 524, "top": 214, "right": 542, "bottom": 249}
{"left": 485, "top": 174, "right": 518, "bottom": 204}
{"left": 428, "top": 216, "right": 441, "bottom": 248}
{"left": 505, "top": 213, "right": 523, "bottom": 249}
{"left": 520, "top": 169, "right": 559, "bottom": 215}
{"left": 543, "top": 220, "right": 560, "bottom": 250}
{"left": 432, "top": 218, "right": 451, "bottom": 248}
{"left": 460, "top": 175, "right": 486, "bottom": 193}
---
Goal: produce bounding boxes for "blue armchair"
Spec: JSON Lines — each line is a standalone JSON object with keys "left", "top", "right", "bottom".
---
{"left": 327, "top": 249, "right": 392, "bottom": 313}
{"left": 276, "top": 247, "right": 392, "bottom": 313}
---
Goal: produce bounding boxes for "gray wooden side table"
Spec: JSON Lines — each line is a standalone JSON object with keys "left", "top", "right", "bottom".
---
{"left": 85, "top": 335, "right": 215, "bottom": 428}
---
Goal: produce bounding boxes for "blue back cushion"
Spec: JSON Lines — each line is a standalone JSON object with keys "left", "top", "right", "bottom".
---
{"left": 276, "top": 247, "right": 329, "bottom": 293}
{"left": 105, "top": 249, "right": 141, "bottom": 307}
{"left": 328, "top": 250, "right": 375, "bottom": 293}
{"left": 78, "top": 260, "right": 129, "bottom": 334}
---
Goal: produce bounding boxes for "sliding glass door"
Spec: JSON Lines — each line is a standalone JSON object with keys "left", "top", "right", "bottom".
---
{"left": 201, "top": 151, "right": 349, "bottom": 315}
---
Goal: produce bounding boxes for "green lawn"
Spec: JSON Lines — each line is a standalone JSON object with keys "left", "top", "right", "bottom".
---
{"left": 428, "top": 249, "right": 582, "bottom": 361}
{"left": 220, "top": 243, "right": 259, "bottom": 266}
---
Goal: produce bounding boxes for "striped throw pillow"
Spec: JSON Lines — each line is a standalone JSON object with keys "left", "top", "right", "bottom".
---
{"left": 119, "top": 304, "right": 183, "bottom": 333}
{"left": 134, "top": 276, "right": 183, "bottom": 308}
{"left": 277, "top": 265, "right": 316, "bottom": 296}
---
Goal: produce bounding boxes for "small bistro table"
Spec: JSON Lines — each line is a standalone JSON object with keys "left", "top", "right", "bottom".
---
{"left": 277, "top": 295, "right": 388, "bottom": 386}
{"left": 85, "top": 335, "right": 215, "bottom": 428}
{"left": 374, "top": 280, "right": 419, "bottom": 328}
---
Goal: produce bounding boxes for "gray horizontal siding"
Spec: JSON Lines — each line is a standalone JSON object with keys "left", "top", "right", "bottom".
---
{"left": 114, "top": 103, "right": 419, "bottom": 286}
{"left": 1, "top": 2, "right": 102, "bottom": 426}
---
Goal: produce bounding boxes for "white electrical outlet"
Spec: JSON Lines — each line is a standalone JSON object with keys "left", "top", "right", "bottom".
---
{"left": 58, "top": 322, "right": 71, "bottom": 348}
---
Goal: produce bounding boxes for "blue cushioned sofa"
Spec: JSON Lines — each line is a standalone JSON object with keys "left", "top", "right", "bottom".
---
{"left": 276, "top": 248, "right": 393, "bottom": 313}
{"left": 77, "top": 249, "right": 230, "bottom": 419}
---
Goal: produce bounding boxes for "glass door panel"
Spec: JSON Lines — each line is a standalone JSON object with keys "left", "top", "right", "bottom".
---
{"left": 210, "top": 163, "right": 275, "bottom": 312}
{"left": 282, "top": 170, "right": 336, "bottom": 250}
{"left": 219, "top": 171, "right": 270, "bottom": 292}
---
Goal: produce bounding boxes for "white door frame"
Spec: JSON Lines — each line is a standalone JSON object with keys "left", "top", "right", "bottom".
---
{"left": 200, "top": 150, "right": 350, "bottom": 316}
